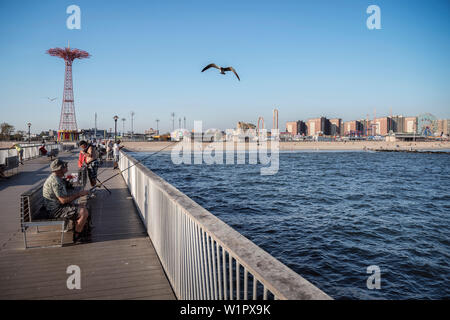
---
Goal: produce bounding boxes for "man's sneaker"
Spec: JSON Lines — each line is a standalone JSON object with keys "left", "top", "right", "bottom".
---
{"left": 73, "top": 231, "right": 91, "bottom": 244}
{"left": 73, "top": 231, "right": 84, "bottom": 243}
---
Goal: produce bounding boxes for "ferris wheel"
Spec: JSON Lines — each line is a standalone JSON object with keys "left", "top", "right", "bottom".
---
{"left": 417, "top": 113, "right": 438, "bottom": 136}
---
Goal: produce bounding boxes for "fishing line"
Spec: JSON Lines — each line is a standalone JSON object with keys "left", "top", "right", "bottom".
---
{"left": 89, "top": 141, "right": 178, "bottom": 192}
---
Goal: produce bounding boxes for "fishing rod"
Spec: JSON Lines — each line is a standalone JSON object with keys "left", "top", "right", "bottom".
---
{"left": 89, "top": 141, "right": 178, "bottom": 192}
{"left": 78, "top": 143, "right": 112, "bottom": 194}
{"left": 84, "top": 161, "right": 112, "bottom": 195}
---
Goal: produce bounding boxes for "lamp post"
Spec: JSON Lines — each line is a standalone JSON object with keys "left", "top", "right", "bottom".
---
{"left": 171, "top": 112, "right": 175, "bottom": 131}
{"left": 414, "top": 117, "right": 417, "bottom": 142}
{"left": 27, "top": 122, "right": 31, "bottom": 144}
{"left": 113, "top": 116, "right": 119, "bottom": 142}
{"left": 130, "top": 111, "right": 135, "bottom": 141}
{"left": 156, "top": 119, "right": 160, "bottom": 135}
{"left": 122, "top": 118, "right": 126, "bottom": 139}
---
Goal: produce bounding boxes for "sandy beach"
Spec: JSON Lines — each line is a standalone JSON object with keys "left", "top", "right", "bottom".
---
{"left": 2, "top": 140, "right": 448, "bottom": 152}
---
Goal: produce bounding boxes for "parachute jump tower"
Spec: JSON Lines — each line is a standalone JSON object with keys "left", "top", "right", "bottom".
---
{"left": 46, "top": 43, "right": 90, "bottom": 141}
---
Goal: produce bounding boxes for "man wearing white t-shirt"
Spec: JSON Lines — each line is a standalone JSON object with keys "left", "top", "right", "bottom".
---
{"left": 113, "top": 140, "right": 123, "bottom": 169}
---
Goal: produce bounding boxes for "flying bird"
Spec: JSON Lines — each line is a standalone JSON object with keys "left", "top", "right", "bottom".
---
{"left": 45, "top": 97, "right": 57, "bottom": 101}
{"left": 201, "top": 63, "right": 240, "bottom": 81}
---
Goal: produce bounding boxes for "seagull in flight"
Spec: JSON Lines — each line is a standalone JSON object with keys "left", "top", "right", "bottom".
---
{"left": 45, "top": 97, "right": 57, "bottom": 101}
{"left": 201, "top": 63, "right": 240, "bottom": 81}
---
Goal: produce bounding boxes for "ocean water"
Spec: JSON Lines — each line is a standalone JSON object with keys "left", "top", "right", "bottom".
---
{"left": 136, "top": 151, "right": 450, "bottom": 300}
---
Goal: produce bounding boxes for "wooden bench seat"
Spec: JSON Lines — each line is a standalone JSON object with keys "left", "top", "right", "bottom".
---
{"left": 20, "top": 180, "right": 88, "bottom": 249}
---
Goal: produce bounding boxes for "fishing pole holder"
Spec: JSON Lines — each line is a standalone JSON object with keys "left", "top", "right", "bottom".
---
{"left": 85, "top": 161, "right": 112, "bottom": 195}
{"left": 76, "top": 165, "right": 88, "bottom": 188}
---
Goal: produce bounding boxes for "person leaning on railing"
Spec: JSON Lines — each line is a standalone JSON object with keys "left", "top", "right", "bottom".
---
{"left": 11, "top": 143, "right": 24, "bottom": 165}
{"left": 43, "top": 159, "right": 90, "bottom": 243}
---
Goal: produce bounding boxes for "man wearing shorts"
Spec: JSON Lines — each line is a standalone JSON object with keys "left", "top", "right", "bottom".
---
{"left": 113, "top": 139, "right": 123, "bottom": 169}
{"left": 43, "top": 159, "right": 90, "bottom": 243}
{"left": 12, "top": 143, "right": 24, "bottom": 165}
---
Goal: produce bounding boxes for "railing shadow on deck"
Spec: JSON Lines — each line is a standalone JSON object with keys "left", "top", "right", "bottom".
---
{"left": 0, "top": 166, "right": 50, "bottom": 192}
{"left": 0, "top": 153, "right": 76, "bottom": 192}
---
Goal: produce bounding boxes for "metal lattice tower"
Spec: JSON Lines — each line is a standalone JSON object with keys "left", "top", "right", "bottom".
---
{"left": 47, "top": 44, "right": 89, "bottom": 139}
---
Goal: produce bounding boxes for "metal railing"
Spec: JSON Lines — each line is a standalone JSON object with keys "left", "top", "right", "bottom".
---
{"left": 0, "top": 143, "right": 62, "bottom": 165}
{"left": 119, "top": 150, "right": 331, "bottom": 300}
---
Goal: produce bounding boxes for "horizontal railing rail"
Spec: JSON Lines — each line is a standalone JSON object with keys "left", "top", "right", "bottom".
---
{"left": 119, "top": 150, "right": 331, "bottom": 300}
{"left": 0, "top": 143, "right": 62, "bottom": 165}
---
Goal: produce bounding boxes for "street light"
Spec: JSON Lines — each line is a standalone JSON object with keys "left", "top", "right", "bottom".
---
{"left": 171, "top": 112, "right": 175, "bottom": 131}
{"left": 113, "top": 116, "right": 119, "bottom": 142}
{"left": 131, "top": 111, "right": 135, "bottom": 141}
{"left": 121, "top": 118, "right": 126, "bottom": 139}
{"left": 27, "top": 122, "right": 31, "bottom": 144}
{"left": 414, "top": 117, "right": 417, "bottom": 142}
{"left": 156, "top": 119, "right": 160, "bottom": 135}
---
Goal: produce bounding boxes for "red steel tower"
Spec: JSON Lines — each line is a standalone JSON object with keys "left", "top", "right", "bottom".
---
{"left": 47, "top": 44, "right": 90, "bottom": 141}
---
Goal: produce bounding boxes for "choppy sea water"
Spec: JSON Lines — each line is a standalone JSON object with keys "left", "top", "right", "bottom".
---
{"left": 135, "top": 151, "right": 450, "bottom": 299}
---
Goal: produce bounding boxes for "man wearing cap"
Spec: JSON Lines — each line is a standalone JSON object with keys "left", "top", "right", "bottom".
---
{"left": 43, "top": 158, "right": 90, "bottom": 243}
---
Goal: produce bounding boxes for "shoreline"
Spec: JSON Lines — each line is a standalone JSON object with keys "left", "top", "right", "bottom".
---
{"left": 2, "top": 140, "right": 448, "bottom": 152}
{"left": 121, "top": 141, "right": 450, "bottom": 152}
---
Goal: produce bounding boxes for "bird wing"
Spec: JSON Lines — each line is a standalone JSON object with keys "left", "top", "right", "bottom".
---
{"left": 202, "top": 63, "right": 220, "bottom": 72}
{"left": 223, "top": 67, "right": 240, "bottom": 81}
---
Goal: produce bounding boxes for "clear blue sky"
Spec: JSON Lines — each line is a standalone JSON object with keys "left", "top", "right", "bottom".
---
{"left": 1, "top": 0, "right": 449, "bottom": 133}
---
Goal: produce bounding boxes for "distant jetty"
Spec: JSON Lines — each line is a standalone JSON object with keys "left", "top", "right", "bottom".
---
{"left": 371, "top": 149, "right": 450, "bottom": 154}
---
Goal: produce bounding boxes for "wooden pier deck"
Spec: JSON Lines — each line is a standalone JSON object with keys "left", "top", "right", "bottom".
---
{"left": 0, "top": 152, "right": 175, "bottom": 300}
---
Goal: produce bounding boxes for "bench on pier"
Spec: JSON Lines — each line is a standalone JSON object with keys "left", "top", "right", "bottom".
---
{"left": 62, "top": 145, "right": 75, "bottom": 152}
{"left": 20, "top": 180, "right": 89, "bottom": 249}
{"left": 4, "top": 156, "right": 19, "bottom": 177}
{"left": 48, "top": 149, "right": 59, "bottom": 161}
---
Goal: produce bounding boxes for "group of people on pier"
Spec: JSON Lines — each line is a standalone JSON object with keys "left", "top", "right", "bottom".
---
{"left": 41, "top": 139, "right": 123, "bottom": 243}
{"left": 1, "top": 138, "right": 124, "bottom": 243}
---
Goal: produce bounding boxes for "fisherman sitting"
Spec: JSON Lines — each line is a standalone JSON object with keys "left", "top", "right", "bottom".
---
{"left": 43, "top": 158, "right": 90, "bottom": 243}
{"left": 39, "top": 144, "right": 48, "bottom": 156}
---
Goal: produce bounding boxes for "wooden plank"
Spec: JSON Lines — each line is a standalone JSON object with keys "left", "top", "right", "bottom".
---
{"left": 0, "top": 267, "right": 168, "bottom": 291}
{"left": 1, "top": 277, "right": 172, "bottom": 299}
{"left": 1, "top": 274, "right": 172, "bottom": 298}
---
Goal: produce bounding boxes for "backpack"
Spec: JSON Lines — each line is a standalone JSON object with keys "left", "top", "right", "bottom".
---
{"left": 87, "top": 144, "right": 99, "bottom": 161}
